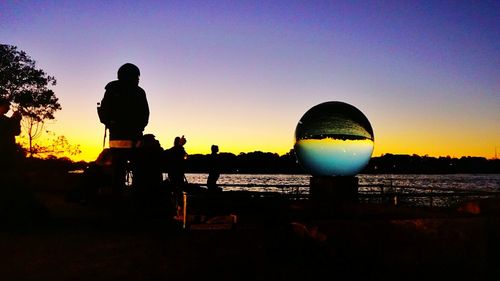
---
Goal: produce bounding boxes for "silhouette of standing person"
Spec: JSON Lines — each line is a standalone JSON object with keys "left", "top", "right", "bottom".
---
{"left": 97, "top": 63, "right": 149, "bottom": 199}
{"left": 0, "top": 97, "right": 22, "bottom": 172}
{"left": 165, "top": 136, "right": 187, "bottom": 217}
{"left": 166, "top": 136, "right": 188, "bottom": 188}
{"left": 207, "top": 144, "right": 222, "bottom": 192}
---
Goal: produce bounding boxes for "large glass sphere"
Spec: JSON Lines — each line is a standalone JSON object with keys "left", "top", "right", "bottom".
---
{"left": 294, "top": 101, "right": 374, "bottom": 176}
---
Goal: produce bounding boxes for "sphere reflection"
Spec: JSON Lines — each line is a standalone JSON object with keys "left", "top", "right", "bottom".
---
{"left": 294, "top": 101, "right": 374, "bottom": 176}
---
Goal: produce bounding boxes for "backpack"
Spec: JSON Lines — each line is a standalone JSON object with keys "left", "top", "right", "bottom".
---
{"left": 97, "top": 102, "right": 108, "bottom": 125}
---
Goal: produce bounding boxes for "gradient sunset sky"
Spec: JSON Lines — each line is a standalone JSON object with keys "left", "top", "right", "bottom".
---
{"left": 2, "top": 1, "right": 499, "bottom": 162}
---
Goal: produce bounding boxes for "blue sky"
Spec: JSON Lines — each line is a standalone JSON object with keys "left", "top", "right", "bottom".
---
{"left": 1, "top": 0, "right": 499, "bottom": 161}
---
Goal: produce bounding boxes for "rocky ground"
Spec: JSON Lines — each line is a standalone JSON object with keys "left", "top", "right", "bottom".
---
{"left": 1, "top": 172, "right": 500, "bottom": 281}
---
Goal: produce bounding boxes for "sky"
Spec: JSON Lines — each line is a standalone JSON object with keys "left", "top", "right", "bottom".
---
{"left": 1, "top": 0, "right": 499, "bottom": 162}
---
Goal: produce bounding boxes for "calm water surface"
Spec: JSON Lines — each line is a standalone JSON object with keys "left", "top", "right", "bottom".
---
{"left": 185, "top": 173, "right": 500, "bottom": 193}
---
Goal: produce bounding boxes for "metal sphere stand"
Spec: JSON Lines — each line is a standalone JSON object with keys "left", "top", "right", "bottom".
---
{"left": 309, "top": 176, "right": 359, "bottom": 214}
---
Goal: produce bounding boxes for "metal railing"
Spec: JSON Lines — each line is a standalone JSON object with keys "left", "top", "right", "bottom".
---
{"left": 188, "top": 182, "right": 500, "bottom": 208}
{"left": 177, "top": 182, "right": 500, "bottom": 229}
{"left": 362, "top": 184, "right": 500, "bottom": 207}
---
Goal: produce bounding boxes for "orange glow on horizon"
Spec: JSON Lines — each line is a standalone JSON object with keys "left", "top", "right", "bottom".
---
{"left": 19, "top": 133, "right": 499, "bottom": 163}
{"left": 16, "top": 108, "right": 499, "bottom": 163}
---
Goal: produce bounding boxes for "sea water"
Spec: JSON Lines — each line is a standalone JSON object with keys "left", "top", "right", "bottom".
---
{"left": 185, "top": 173, "right": 500, "bottom": 193}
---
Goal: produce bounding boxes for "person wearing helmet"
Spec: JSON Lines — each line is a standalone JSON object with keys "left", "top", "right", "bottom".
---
{"left": 98, "top": 63, "right": 150, "bottom": 199}
{"left": 99, "top": 63, "right": 149, "bottom": 142}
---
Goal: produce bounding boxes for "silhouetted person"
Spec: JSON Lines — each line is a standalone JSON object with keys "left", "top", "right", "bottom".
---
{"left": 165, "top": 136, "right": 187, "bottom": 188}
{"left": 0, "top": 97, "right": 22, "bottom": 172}
{"left": 97, "top": 63, "right": 149, "bottom": 199}
{"left": 165, "top": 136, "right": 187, "bottom": 217}
{"left": 0, "top": 97, "right": 47, "bottom": 224}
{"left": 134, "top": 134, "right": 164, "bottom": 208}
{"left": 207, "top": 144, "right": 222, "bottom": 192}
{"left": 135, "top": 134, "right": 164, "bottom": 191}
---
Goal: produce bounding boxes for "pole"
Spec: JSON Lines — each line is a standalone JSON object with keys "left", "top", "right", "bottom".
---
{"left": 183, "top": 191, "right": 187, "bottom": 229}
{"left": 102, "top": 126, "right": 107, "bottom": 149}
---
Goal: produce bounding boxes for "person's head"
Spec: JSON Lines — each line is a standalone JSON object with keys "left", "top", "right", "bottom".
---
{"left": 117, "top": 63, "right": 140, "bottom": 85}
{"left": 0, "top": 97, "right": 11, "bottom": 114}
{"left": 174, "top": 135, "right": 187, "bottom": 147}
{"left": 211, "top": 145, "right": 219, "bottom": 154}
{"left": 174, "top": 136, "right": 181, "bottom": 146}
{"left": 142, "top": 134, "right": 160, "bottom": 148}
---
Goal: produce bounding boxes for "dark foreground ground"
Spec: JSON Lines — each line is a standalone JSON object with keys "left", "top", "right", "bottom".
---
{"left": 1, "top": 173, "right": 500, "bottom": 281}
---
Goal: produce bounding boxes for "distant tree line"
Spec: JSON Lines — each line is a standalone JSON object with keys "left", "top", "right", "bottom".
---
{"left": 185, "top": 151, "right": 303, "bottom": 174}
{"left": 26, "top": 151, "right": 500, "bottom": 175}
{"left": 184, "top": 151, "right": 500, "bottom": 174}
{"left": 364, "top": 154, "right": 500, "bottom": 174}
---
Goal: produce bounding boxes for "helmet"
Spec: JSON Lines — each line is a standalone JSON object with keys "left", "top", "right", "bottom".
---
{"left": 117, "top": 63, "right": 140, "bottom": 80}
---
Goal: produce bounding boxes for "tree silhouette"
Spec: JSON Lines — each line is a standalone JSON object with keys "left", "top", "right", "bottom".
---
{"left": 0, "top": 44, "right": 61, "bottom": 156}
{"left": 20, "top": 131, "right": 82, "bottom": 159}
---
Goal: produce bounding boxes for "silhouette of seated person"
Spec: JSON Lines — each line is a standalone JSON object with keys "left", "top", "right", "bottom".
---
{"left": 207, "top": 144, "right": 222, "bottom": 192}
{"left": 134, "top": 134, "right": 166, "bottom": 213}
{"left": 78, "top": 149, "right": 114, "bottom": 204}
{"left": 97, "top": 63, "right": 149, "bottom": 199}
{"left": 0, "top": 97, "right": 23, "bottom": 173}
